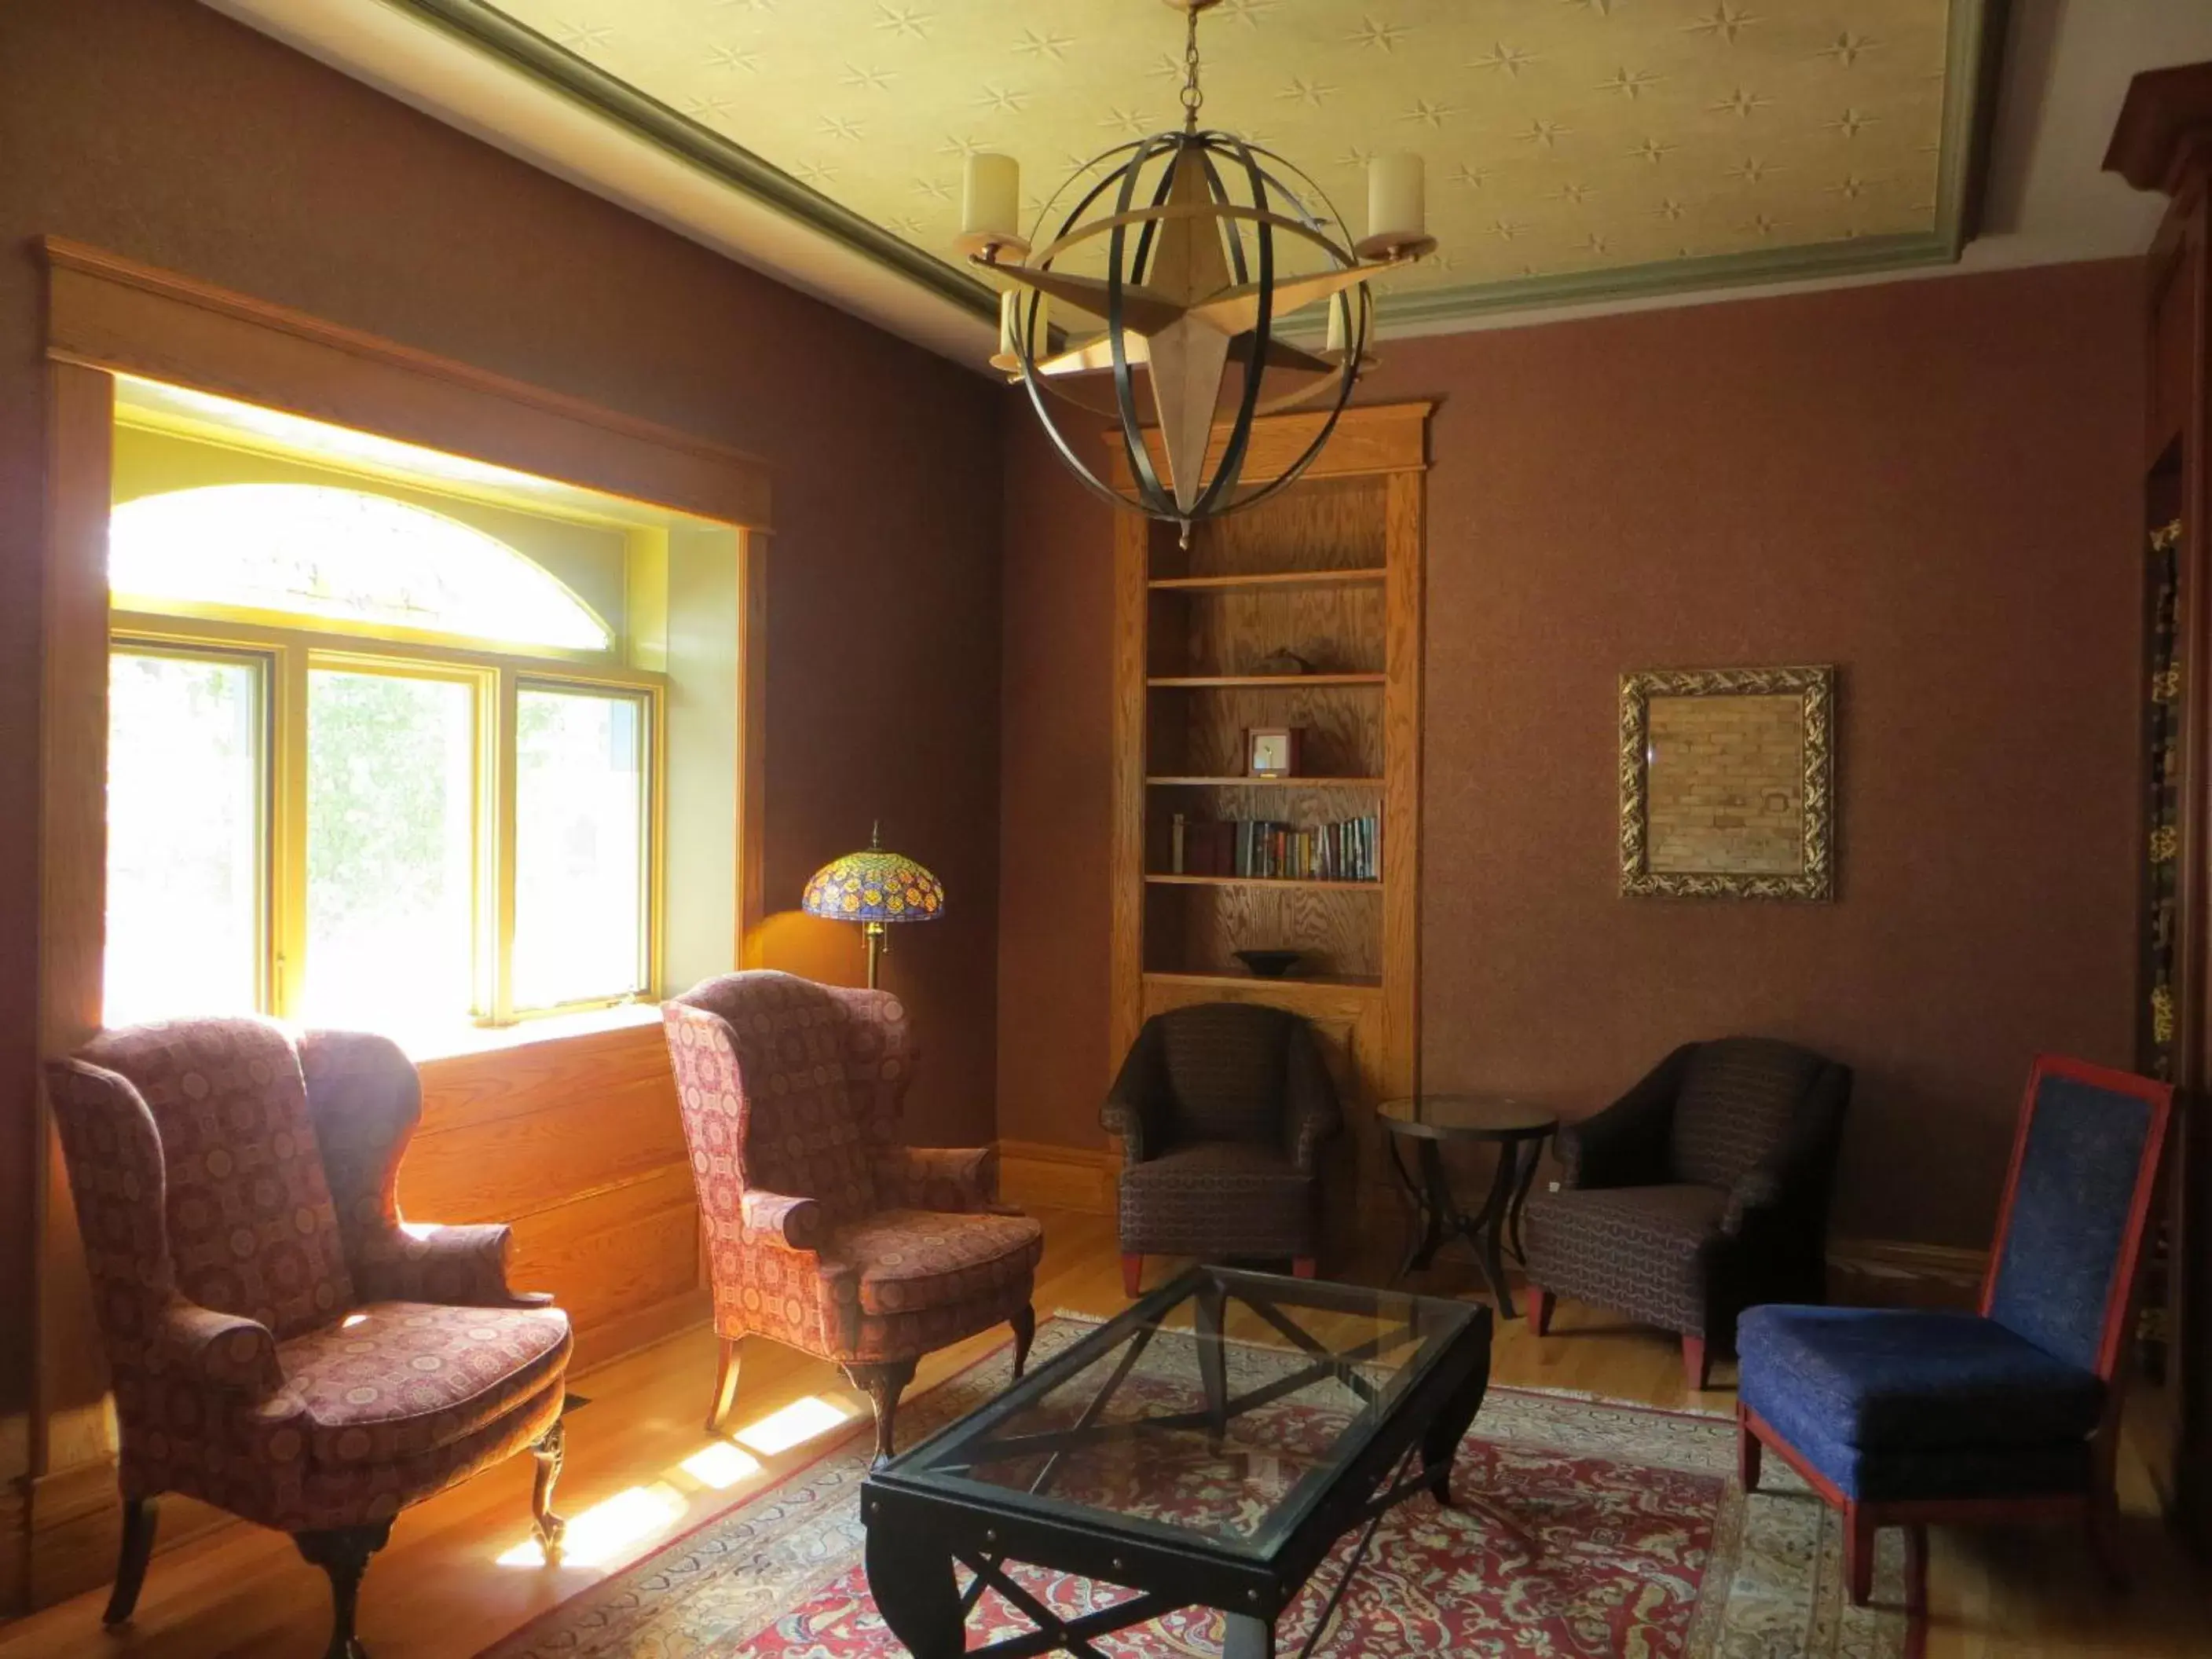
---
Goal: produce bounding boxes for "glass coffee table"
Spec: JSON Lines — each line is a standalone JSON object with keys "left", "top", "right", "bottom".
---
{"left": 861, "top": 1266, "right": 1492, "bottom": 1659}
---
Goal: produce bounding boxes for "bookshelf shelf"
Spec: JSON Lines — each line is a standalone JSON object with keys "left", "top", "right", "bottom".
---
{"left": 1145, "top": 969, "right": 1383, "bottom": 994}
{"left": 1144, "top": 873, "right": 1382, "bottom": 892}
{"left": 1146, "top": 673, "right": 1386, "bottom": 689}
{"left": 1148, "top": 569, "right": 1386, "bottom": 592}
{"left": 1111, "top": 401, "right": 1430, "bottom": 1181}
{"left": 1147, "top": 775, "right": 1385, "bottom": 788}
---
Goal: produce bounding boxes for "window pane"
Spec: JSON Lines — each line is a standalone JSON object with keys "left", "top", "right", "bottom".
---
{"left": 104, "top": 651, "right": 264, "bottom": 1024}
{"left": 305, "top": 670, "right": 477, "bottom": 1030}
{"left": 514, "top": 688, "right": 648, "bottom": 1009}
{"left": 111, "top": 484, "right": 612, "bottom": 651}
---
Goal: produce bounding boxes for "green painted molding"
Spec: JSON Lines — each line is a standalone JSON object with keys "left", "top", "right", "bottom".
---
{"left": 386, "top": 0, "right": 2005, "bottom": 346}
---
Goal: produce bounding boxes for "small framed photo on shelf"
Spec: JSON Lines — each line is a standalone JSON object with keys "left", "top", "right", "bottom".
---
{"left": 1247, "top": 726, "right": 1302, "bottom": 778}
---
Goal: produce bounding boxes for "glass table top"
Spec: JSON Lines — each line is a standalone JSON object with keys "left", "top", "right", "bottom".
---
{"left": 878, "top": 1268, "right": 1482, "bottom": 1559}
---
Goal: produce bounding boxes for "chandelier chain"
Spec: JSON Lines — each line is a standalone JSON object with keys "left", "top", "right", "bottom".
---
{"left": 1180, "top": 5, "right": 1204, "bottom": 130}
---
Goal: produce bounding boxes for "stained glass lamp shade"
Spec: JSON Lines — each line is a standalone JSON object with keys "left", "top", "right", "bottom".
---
{"left": 800, "top": 824, "right": 944, "bottom": 990}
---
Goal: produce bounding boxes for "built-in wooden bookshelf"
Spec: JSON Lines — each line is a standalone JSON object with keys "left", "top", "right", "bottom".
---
{"left": 1109, "top": 401, "right": 1430, "bottom": 1228}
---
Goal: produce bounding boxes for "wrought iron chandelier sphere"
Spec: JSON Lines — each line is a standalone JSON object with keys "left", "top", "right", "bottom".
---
{"left": 959, "top": 0, "right": 1433, "bottom": 543}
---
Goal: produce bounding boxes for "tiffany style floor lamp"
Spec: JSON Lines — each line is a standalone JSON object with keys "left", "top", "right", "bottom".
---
{"left": 800, "top": 824, "right": 945, "bottom": 990}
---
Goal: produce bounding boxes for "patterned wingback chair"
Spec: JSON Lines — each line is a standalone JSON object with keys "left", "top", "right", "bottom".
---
{"left": 1522, "top": 1037, "right": 1853, "bottom": 1390}
{"left": 1737, "top": 1056, "right": 2172, "bottom": 1607}
{"left": 46, "top": 1018, "right": 572, "bottom": 1656}
{"left": 1101, "top": 1002, "right": 1344, "bottom": 1295}
{"left": 662, "top": 971, "right": 1042, "bottom": 1462}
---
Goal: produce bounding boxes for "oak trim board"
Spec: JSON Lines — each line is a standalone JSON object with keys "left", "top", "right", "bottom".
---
{"left": 998, "top": 1139, "right": 1121, "bottom": 1216}
{"left": 39, "top": 238, "right": 772, "bottom": 529}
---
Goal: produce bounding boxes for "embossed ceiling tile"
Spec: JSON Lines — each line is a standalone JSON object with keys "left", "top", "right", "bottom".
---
{"left": 460, "top": 0, "right": 1986, "bottom": 327}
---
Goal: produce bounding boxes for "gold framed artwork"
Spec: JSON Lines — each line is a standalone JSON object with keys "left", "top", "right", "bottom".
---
{"left": 1620, "top": 665, "right": 1836, "bottom": 900}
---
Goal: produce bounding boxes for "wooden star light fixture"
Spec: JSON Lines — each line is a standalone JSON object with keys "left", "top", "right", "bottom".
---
{"left": 957, "top": 0, "right": 1436, "bottom": 543}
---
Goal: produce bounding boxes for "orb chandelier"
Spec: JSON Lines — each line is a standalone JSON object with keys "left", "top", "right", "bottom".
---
{"left": 957, "top": 0, "right": 1435, "bottom": 544}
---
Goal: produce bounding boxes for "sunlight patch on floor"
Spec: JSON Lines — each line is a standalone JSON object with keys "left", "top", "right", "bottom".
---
{"left": 679, "top": 1440, "right": 764, "bottom": 1490}
{"left": 733, "top": 1394, "right": 854, "bottom": 1456}
{"left": 495, "top": 1481, "right": 686, "bottom": 1569}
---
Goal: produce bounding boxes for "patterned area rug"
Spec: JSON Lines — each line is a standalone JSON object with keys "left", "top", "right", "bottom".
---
{"left": 482, "top": 1316, "right": 1917, "bottom": 1658}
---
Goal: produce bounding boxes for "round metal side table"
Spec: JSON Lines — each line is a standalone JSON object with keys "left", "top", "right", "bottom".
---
{"left": 1378, "top": 1094, "right": 1558, "bottom": 1320}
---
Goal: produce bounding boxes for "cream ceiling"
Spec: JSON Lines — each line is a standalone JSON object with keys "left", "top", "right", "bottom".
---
{"left": 449, "top": 0, "right": 1983, "bottom": 328}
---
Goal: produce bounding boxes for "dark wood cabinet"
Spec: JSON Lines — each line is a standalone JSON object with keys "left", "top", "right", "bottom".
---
{"left": 2108, "top": 60, "right": 2212, "bottom": 1555}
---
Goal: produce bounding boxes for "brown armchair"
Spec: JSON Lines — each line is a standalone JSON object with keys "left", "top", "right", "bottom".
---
{"left": 46, "top": 1018, "right": 571, "bottom": 1659}
{"left": 661, "top": 971, "right": 1042, "bottom": 1463}
{"left": 1522, "top": 1036, "right": 1853, "bottom": 1390}
{"left": 1103, "top": 1002, "right": 1343, "bottom": 1295}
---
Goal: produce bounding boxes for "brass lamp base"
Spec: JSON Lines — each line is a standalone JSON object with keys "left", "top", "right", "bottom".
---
{"left": 864, "top": 920, "right": 887, "bottom": 991}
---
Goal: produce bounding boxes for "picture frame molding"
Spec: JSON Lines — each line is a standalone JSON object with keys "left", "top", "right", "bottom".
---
{"left": 1619, "top": 663, "right": 1836, "bottom": 900}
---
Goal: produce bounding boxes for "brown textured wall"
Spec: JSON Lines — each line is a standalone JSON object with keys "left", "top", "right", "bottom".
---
{"left": 0, "top": 0, "right": 1004, "bottom": 1433}
{"left": 995, "top": 414, "right": 1116, "bottom": 1148}
{"left": 997, "top": 258, "right": 2144, "bottom": 1250}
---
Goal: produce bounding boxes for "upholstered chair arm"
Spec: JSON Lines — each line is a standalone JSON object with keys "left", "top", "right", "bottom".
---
{"left": 1102, "top": 1018, "right": 1171, "bottom": 1165}
{"left": 874, "top": 1145, "right": 1006, "bottom": 1214}
{"left": 357, "top": 1221, "right": 533, "bottom": 1306}
{"left": 154, "top": 1300, "right": 285, "bottom": 1394}
{"left": 1556, "top": 1043, "right": 1694, "bottom": 1190}
{"left": 1720, "top": 1060, "right": 1855, "bottom": 1239}
{"left": 1279, "top": 1023, "right": 1343, "bottom": 1174}
{"left": 740, "top": 1189, "right": 827, "bottom": 1251}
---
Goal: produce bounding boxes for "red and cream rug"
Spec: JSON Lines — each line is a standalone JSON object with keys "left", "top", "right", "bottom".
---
{"left": 482, "top": 1315, "right": 1917, "bottom": 1658}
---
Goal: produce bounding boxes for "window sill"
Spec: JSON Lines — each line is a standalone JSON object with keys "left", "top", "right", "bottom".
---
{"left": 401, "top": 1002, "right": 663, "bottom": 1065}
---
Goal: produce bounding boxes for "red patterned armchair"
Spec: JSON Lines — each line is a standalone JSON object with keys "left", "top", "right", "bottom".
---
{"left": 662, "top": 971, "right": 1042, "bottom": 1463}
{"left": 47, "top": 1018, "right": 572, "bottom": 1659}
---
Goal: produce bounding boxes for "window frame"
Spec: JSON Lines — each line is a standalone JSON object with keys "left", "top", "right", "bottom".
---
{"left": 112, "top": 606, "right": 666, "bottom": 1030}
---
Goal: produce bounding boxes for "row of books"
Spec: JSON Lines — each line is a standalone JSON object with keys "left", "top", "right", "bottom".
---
{"left": 1169, "top": 814, "right": 1380, "bottom": 881}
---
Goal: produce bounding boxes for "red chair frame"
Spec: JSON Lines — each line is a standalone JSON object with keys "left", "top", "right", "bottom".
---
{"left": 1737, "top": 1053, "right": 2173, "bottom": 1606}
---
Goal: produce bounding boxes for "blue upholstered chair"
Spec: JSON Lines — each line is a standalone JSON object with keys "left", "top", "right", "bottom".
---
{"left": 1736, "top": 1055, "right": 2172, "bottom": 1606}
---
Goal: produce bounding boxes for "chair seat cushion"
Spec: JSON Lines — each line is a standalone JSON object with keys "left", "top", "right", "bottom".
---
{"left": 278, "top": 1302, "right": 572, "bottom": 1467}
{"left": 1118, "top": 1141, "right": 1319, "bottom": 1258}
{"left": 830, "top": 1208, "right": 1043, "bottom": 1318}
{"left": 1521, "top": 1183, "right": 1727, "bottom": 1335}
{"left": 1739, "top": 1305, "right": 2105, "bottom": 1453}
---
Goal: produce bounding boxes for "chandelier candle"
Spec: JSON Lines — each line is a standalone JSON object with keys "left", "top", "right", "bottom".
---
{"left": 962, "top": 0, "right": 1439, "bottom": 542}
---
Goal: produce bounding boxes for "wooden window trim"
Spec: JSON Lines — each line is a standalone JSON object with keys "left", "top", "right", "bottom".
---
{"left": 27, "top": 243, "right": 771, "bottom": 1608}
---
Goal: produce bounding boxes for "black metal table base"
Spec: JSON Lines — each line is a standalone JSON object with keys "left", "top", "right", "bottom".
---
{"left": 1386, "top": 1134, "right": 1545, "bottom": 1319}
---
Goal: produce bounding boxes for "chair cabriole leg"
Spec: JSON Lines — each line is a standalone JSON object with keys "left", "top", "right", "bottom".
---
{"left": 847, "top": 1359, "right": 919, "bottom": 1467}
{"left": 530, "top": 1419, "right": 568, "bottom": 1560}
{"left": 707, "top": 1335, "right": 744, "bottom": 1434}
{"left": 295, "top": 1521, "right": 392, "bottom": 1659}
{"left": 104, "top": 1495, "right": 159, "bottom": 1626}
{"left": 1009, "top": 1303, "right": 1036, "bottom": 1378}
{"left": 1121, "top": 1254, "right": 1143, "bottom": 1298}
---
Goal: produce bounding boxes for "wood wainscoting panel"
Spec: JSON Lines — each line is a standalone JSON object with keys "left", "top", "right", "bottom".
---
{"left": 997, "top": 1140, "right": 1119, "bottom": 1216}
{"left": 412, "top": 1022, "right": 705, "bottom": 1372}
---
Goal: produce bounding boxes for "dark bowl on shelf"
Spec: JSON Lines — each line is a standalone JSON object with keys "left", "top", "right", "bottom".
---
{"left": 1233, "top": 949, "right": 1304, "bottom": 980}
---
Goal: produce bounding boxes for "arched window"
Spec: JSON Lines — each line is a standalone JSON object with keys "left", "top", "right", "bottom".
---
{"left": 109, "top": 483, "right": 612, "bottom": 651}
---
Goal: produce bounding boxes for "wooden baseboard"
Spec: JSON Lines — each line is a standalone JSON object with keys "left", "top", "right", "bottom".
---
{"left": 573, "top": 1286, "right": 711, "bottom": 1375}
{"left": 998, "top": 1140, "right": 1119, "bottom": 1216}
{"left": 1827, "top": 1236, "right": 1987, "bottom": 1307}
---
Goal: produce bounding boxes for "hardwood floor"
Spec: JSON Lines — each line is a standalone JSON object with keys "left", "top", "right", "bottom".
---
{"left": 1, "top": 1208, "right": 2203, "bottom": 1657}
